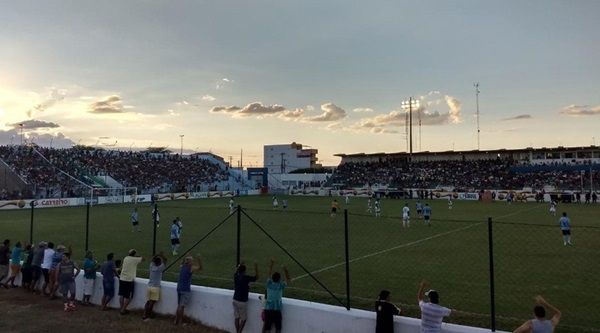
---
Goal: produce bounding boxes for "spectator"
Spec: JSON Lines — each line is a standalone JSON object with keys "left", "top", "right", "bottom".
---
{"left": 48, "top": 244, "right": 67, "bottom": 299}
{"left": 375, "top": 289, "right": 402, "bottom": 333}
{"left": 417, "top": 280, "right": 452, "bottom": 333}
{"left": 171, "top": 218, "right": 182, "bottom": 256}
{"left": 20, "top": 244, "right": 34, "bottom": 290}
{"left": 262, "top": 259, "right": 291, "bottom": 333}
{"left": 512, "top": 295, "right": 561, "bottom": 333}
{"left": 5, "top": 241, "right": 22, "bottom": 288}
{"left": 233, "top": 263, "right": 259, "bottom": 333}
{"left": 175, "top": 255, "right": 202, "bottom": 325}
{"left": 100, "top": 253, "right": 119, "bottom": 311}
{"left": 143, "top": 252, "right": 167, "bottom": 321}
{"left": 41, "top": 242, "right": 55, "bottom": 295}
{"left": 82, "top": 250, "right": 99, "bottom": 305}
{"left": 0, "top": 239, "right": 11, "bottom": 288}
{"left": 119, "top": 249, "right": 144, "bottom": 315}
{"left": 30, "top": 242, "right": 47, "bottom": 293}
{"left": 58, "top": 251, "right": 80, "bottom": 312}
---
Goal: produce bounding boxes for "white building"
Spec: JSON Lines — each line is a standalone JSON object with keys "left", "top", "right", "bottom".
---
{"left": 264, "top": 142, "right": 320, "bottom": 174}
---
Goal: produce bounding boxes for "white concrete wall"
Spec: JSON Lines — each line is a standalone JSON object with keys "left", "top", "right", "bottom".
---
{"left": 9, "top": 272, "right": 507, "bottom": 333}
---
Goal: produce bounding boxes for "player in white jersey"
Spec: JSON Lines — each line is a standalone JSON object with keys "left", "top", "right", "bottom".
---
{"left": 402, "top": 203, "right": 410, "bottom": 228}
{"left": 272, "top": 196, "right": 278, "bottom": 209}
{"left": 549, "top": 200, "right": 557, "bottom": 216}
{"left": 447, "top": 198, "right": 453, "bottom": 210}
{"left": 367, "top": 198, "right": 373, "bottom": 214}
{"left": 229, "top": 198, "right": 235, "bottom": 214}
{"left": 345, "top": 195, "right": 350, "bottom": 205}
{"left": 374, "top": 200, "right": 381, "bottom": 217}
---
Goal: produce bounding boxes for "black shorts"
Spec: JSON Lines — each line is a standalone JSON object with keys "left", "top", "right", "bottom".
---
{"left": 331, "top": 207, "right": 337, "bottom": 213}
{"left": 132, "top": 221, "right": 139, "bottom": 226}
{"left": 424, "top": 215, "right": 430, "bottom": 221}
{"left": 263, "top": 310, "right": 282, "bottom": 331}
{"left": 42, "top": 268, "right": 50, "bottom": 282}
{"left": 561, "top": 230, "right": 571, "bottom": 236}
{"left": 32, "top": 266, "right": 43, "bottom": 281}
{"left": 171, "top": 238, "right": 180, "bottom": 245}
{"left": 118, "top": 280, "right": 135, "bottom": 299}
{"left": 417, "top": 209, "right": 422, "bottom": 214}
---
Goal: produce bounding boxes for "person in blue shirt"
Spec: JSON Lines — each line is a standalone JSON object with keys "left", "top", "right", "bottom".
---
{"left": 233, "top": 263, "right": 259, "bottom": 333}
{"left": 558, "top": 212, "right": 572, "bottom": 246}
{"left": 262, "top": 259, "right": 291, "bottom": 333}
{"left": 423, "top": 204, "right": 432, "bottom": 226}
{"left": 6, "top": 241, "right": 22, "bottom": 288}
{"left": 175, "top": 255, "right": 202, "bottom": 325}
{"left": 170, "top": 219, "right": 182, "bottom": 256}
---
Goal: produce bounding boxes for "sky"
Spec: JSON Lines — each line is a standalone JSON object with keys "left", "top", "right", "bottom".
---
{"left": 1, "top": 0, "right": 599, "bottom": 166}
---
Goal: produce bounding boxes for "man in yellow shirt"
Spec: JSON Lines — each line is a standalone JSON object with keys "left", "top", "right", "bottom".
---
{"left": 118, "top": 249, "right": 144, "bottom": 315}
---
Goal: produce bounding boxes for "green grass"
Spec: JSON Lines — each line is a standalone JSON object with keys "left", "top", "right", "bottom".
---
{"left": 1, "top": 196, "right": 598, "bottom": 332}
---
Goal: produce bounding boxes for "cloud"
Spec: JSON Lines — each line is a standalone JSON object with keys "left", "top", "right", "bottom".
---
{"left": 239, "top": 102, "right": 286, "bottom": 115}
{"left": 202, "top": 95, "right": 216, "bottom": 102}
{"left": 502, "top": 114, "right": 532, "bottom": 121}
{"left": 89, "top": 95, "right": 126, "bottom": 114}
{"left": 353, "top": 107, "right": 374, "bottom": 113}
{"left": 347, "top": 92, "right": 462, "bottom": 133}
{"left": 560, "top": 104, "right": 600, "bottom": 116}
{"left": 210, "top": 105, "right": 242, "bottom": 113}
{"left": 8, "top": 119, "right": 60, "bottom": 130}
{"left": 0, "top": 129, "right": 74, "bottom": 147}
{"left": 306, "top": 103, "right": 347, "bottom": 122}
{"left": 216, "top": 78, "right": 234, "bottom": 90}
{"left": 279, "top": 109, "right": 305, "bottom": 119}
{"left": 27, "top": 88, "right": 68, "bottom": 118}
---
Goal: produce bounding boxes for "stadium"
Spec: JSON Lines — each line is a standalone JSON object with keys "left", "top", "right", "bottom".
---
{"left": 2, "top": 2, "right": 600, "bottom": 333}
{"left": 1, "top": 142, "right": 598, "bottom": 332}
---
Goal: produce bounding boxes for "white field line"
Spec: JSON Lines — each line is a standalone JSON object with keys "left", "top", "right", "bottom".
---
{"left": 293, "top": 204, "right": 544, "bottom": 281}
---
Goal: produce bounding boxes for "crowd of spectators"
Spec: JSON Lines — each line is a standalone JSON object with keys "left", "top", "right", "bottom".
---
{"left": 0, "top": 146, "right": 229, "bottom": 199}
{"left": 331, "top": 158, "right": 600, "bottom": 191}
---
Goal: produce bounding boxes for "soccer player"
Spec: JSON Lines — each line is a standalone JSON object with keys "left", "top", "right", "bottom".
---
{"left": 423, "top": 203, "right": 432, "bottom": 226}
{"left": 367, "top": 198, "right": 373, "bottom": 214}
{"left": 447, "top": 198, "right": 453, "bottom": 210}
{"left": 374, "top": 200, "right": 381, "bottom": 218}
{"left": 416, "top": 201, "right": 423, "bottom": 219}
{"left": 282, "top": 199, "right": 288, "bottom": 210}
{"left": 345, "top": 195, "right": 350, "bottom": 205}
{"left": 549, "top": 200, "right": 557, "bottom": 216}
{"left": 559, "top": 212, "right": 572, "bottom": 246}
{"left": 402, "top": 203, "right": 410, "bottom": 228}
{"left": 330, "top": 199, "right": 339, "bottom": 218}
{"left": 171, "top": 219, "right": 182, "bottom": 256}
{"left": 272, "top": 196, "right": 279, "bottom": 209}
{"left": 229, "top": 198, "right": 236, "bottom": 214}
{"left": 131, "top": 207, "right": 140, "bottom": 232}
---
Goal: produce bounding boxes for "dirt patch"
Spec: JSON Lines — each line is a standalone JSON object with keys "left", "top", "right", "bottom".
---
{"left": 0, "top": 287, "right": 227, "bottom": 333}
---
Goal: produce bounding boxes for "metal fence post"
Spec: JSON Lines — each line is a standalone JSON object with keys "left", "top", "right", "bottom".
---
{"left": 236, "top": 204, "right": 241, "bottom": 266}
{"left": 152, "top": 203, "right": 158, "bottom": 256}
{"left": 344, "top": 209, "right": 350, "bottom": 310}
{"left": 488, "top": 217, "right": 496, "bottom": 331}
{"left": 85, "top": 202, "right": 90, "bottom": 252}
{"left": 29, "top": 201, "right": 35, "bottom": 245}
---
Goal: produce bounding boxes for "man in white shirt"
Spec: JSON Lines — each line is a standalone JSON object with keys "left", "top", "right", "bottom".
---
{"left": 41, "top": 242, "right": 55, "bottom": 295}
{"left": 417, "top": 280, "right": 452, "bottom": 333}
{"left": 402, "top": 204, "right": 410, "bottom": 228}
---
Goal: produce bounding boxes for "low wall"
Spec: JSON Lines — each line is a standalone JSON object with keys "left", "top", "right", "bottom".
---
{"left": 11, "top": 272, "right": 506, "bottom": 333}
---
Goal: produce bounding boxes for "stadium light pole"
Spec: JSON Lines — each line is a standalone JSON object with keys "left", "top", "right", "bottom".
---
{"left": 179, "top": 135, "right": 184, "bottom": 155}
{"left": 401, "top": 98, "right": 420, "bottom": 162}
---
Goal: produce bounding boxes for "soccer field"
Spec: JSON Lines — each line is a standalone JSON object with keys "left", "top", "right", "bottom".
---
{"left": 1, "top": 196, "right": 598, "bottom": 332}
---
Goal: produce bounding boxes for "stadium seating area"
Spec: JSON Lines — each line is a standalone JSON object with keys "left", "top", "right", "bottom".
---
{"left": 331, "top": 158, "right": 600, "bottom": 191}
{"left": 0, "top": 146, "right": 229, "bottom": 198}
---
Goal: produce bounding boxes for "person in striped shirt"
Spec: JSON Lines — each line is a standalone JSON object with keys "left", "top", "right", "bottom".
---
{"left": 417, "top": 280, "right": 452, "bottom": 333}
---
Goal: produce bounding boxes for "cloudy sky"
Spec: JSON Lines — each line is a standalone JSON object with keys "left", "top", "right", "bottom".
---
{"left": 1, "top": 1, "right": 599, "bottom": 166}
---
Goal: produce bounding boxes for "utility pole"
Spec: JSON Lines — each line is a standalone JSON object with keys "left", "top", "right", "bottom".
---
{"left": 475, "top": 83, "right": 481, "bottom": 150}
{"left": 179, "top": 134, "right": 184, "bottom": 155}
{"left": 280, "top": 153, "right": 285, "bottom": 174}
{"left": 240, "top": 149, "right": 243, "bottom": 170}
{"left": 402, "top": 98, "right": 419, "bottom": 162}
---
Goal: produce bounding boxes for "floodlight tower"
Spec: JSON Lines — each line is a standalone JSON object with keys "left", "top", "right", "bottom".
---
{"left": 475, "top": 83, "right": 481, "bottom": 150}
{"left": 401, "top": 97, "right": 420, "bottom": 162}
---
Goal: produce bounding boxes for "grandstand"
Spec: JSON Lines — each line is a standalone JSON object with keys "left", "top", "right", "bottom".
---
{"left": 0, "top": 145, "right": 253, "bottom": 200}
{"left": 332, "top": 146, "right": 600, "bottom": 192}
